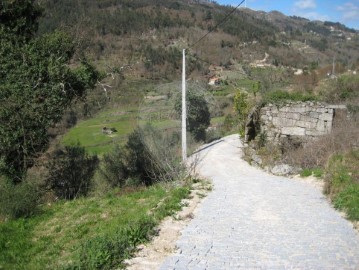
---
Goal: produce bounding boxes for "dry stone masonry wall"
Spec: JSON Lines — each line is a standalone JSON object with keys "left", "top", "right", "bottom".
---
{"left": 259, "top": 102, "right": 345, "bottom": 142}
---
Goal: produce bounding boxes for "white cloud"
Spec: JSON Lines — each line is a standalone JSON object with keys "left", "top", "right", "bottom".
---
{"left": 337, "top": 2, "right": 359, "bottom": 20}
{"left": 294, "top": 0, "right": 316, "bottom": 10}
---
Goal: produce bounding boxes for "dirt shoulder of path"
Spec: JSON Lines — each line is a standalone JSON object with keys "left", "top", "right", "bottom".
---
{"left": 124, "top": 180, "right": 212, "bottom": 270}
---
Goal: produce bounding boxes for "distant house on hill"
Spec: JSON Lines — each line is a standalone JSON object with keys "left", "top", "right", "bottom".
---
{"left": 208, "top": 77, "right": 220, "bottom": 85}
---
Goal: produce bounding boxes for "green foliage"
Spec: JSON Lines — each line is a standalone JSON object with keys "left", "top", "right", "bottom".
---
{"left": 0, "top": 217, "right": 35, "bottom": 269}
{"left": 323, "top": 74, "right": 359, "bottom": 103}
{"left": 46, "top": 145, "right": 99, "bottom": 200}
{"left": 154, "top": 186, "right": 191, "bottom": 219}
{"left": 0, "top": 0, "right": 42, "bottom": 40}
{"left": 325, "top": 151, "right": 359, "bottom": 221}
{"left": 174, "top": 90, "right": 211, "bottom": 141}
{"left": 337, "top": 75, "right": 359, "bottom": 100}
{"left": 0, "top": 177, "right": 41, "bottom": 219}
{"left": 74, "top": 218, "right": 156, "bottom": 270}
{"left": 300, "top": 167, "right": 323, "bottom": 178}
{"left": 312, "top": 168, "right": 323, "bottom": 178}
{"left": 233, "top": 91, "right": 249, "bottom": 137}
{"left": 0, "top": 1, "right": 100, "bottom": 183}
{"left": 251, "top": 81, "right": 261, "bottom": 98}
{"left": 263, "top": 90, "right": 317, "bottom": 104}
{"left": 334, "top": 184, "right": 359, "bottom": 220}
{"left": 300, "top": 168, "right": 313, "bottom": 177}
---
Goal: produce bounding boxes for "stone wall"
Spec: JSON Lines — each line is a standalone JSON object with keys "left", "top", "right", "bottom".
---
{"left": 258, "top": 102, "right": 346, "bottom": 142}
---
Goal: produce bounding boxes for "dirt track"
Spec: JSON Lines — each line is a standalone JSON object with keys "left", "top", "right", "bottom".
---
{"left": 160, "top": 134, "right": 359, "bottom": 269}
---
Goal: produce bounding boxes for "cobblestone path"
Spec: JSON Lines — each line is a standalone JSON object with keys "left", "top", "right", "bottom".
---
{"left": 160, "top": 134, "right": 359, "bottom": 270}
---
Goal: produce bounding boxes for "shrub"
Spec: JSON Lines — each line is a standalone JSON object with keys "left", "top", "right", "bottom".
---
{"left": 324, "top": 74, "right": 359, "bottom": 103}
{"left": 125, "top": 126, "right": 186, "bottom": 185}
{"left": 233, "top": 91, "right": 250, "bottom": 137}
{"left": 174, "top": 89, "right": 210, "bottom": 141}
{"left": 0, "top": 177, "right": 41, "bottom": 219}
{"left": 100, "top": 145, "right": 128, "bottom": 188}
{"left": 126, "top": 128, "right": 157, "bottom": 186}
{"left": 46, "top": 145, "right": 99, "bottom": 200}
{"left": 283, "top": 112, "right": 358, "bottom": 169}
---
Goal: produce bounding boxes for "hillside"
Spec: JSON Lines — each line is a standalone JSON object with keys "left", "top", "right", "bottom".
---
{"left": 36, "top": 0, "right": 359, "bottom": 149}
{"left": 38, "top": 0, "right": 359, "bottom": 79}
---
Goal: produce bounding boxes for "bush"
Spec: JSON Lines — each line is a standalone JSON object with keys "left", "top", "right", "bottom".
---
{"left": 174, "top": 89, "right": 210, "bottom": 141}
{"left": 100, "top": 145, "right": 128, "bottom": 188}
{"left": 283, "top": 112, "right": 358, "bottom": 169}
{"left": 0, "top": 177, "right": 41, "bottom": 219}
{"left": 126, "top": 127, "right": 157, "bottom": 186}
{"left": 324, "top": 74, "right": 359, "bottom": 103}
{"left": 126, "top": 126, "right": 186, "bottom": 185}
{"left": 46, "top": 145, "right": 99, "bottom": 200}
{"left": 233, "top": 91, "right": 250, "bottom": 137}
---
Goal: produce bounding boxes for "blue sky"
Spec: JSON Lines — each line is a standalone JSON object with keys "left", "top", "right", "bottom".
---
{"left": 216, "top": 0, "right": 359, "bottom": 29}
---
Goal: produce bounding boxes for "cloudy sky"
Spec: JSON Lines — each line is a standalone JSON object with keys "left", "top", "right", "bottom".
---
{"left": 216, "top": 0, "right": 359, "bottom": 29}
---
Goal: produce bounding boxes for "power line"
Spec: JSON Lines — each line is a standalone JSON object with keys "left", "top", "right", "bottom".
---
{"left": 188, "top": 0, "right": 245, "bottom": 49}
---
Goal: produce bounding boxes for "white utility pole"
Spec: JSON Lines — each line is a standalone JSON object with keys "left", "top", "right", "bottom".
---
{"left": 245, "top": 0, "right": 247, "bottom": 8}
{"left": 182, "top": 49, "right": 187, "bottom": 162}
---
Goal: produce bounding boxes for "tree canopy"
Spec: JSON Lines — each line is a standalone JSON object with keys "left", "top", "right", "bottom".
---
{"left": 175, "top": 89, "right": 210, "bottom": 141}
{"left": 0, "top": 0, "right": 100, "bottom": 183}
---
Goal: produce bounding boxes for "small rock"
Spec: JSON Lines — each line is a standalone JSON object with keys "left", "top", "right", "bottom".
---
{"left": 271, "top": 164, "right": 298, "bottom": 176}
{"left": 251, "top": 154, "right": 262, "bottom": 166}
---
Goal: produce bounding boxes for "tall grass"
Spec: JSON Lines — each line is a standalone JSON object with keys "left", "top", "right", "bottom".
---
{"left": 0, "top": 184, "right": 191, "bottom": 269}
{"left": 324, "top": 151, "right": 359, "bottom": 221}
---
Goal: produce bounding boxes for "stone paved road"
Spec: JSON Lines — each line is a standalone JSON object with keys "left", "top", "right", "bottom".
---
{"left": 160, "top": 134, "right": 359, "bottom": 270}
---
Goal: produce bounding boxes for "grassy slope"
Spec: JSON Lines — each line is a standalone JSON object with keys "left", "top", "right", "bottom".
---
{"left": 62, "top": 108, "right": 138, "bottom": 155}
{"left": 0, "top": 184, "right": 191, "bottom": 269}
{"left": 325, "top": 150, "right": 359, "bottom": 221}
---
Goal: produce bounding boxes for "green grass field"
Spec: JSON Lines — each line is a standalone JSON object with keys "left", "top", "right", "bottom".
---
{"left": 62, "top": 106, "right": 181, "bottom": 155}
{"left": 0, "top": 183, "right": 191, "bottom": 269}
{"left": 62, "top": 107, "right": 138, "bottom": 155}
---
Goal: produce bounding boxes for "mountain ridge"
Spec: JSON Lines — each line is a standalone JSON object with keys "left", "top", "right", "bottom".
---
{"left": 37, "top": 0, "right": 358, "bottom": 78}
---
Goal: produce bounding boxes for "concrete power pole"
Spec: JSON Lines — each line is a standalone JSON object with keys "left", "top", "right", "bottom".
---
{"left": 182, "top": 49, "right": 187, "bottom": 162}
